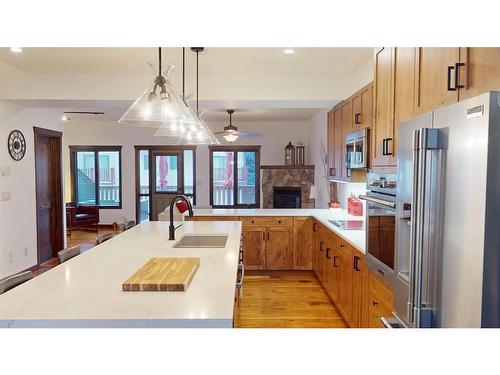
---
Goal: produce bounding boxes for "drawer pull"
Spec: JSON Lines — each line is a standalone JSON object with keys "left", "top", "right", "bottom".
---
{"left": 372, "top": 301, "right": 379, "bottom": 306}
{"left": 326, "top": 248, "right": 331, "bottom": 259}
{"left": 333, "top": 256, "right": 339, "bottom": 268}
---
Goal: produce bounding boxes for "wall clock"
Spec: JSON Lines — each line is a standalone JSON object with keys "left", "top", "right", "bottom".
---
{"left": 7, "top": 130, "right": 26, "bottom": 161}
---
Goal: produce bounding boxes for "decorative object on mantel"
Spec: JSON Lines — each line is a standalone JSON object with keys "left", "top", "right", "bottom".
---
{"left": 7, "top": 130, "right": 26, "bottom": 161}
{"left": 284, "top": 142, "right": 296, "bottom": 165}
{"left": 309, "top": 185, "right": 318, "bottom": 208}
{"left": 122, "top": 257, "right": 200, "bottom": 292}
{"left": 296, "top": 143, "right": 305, "bottom": 165}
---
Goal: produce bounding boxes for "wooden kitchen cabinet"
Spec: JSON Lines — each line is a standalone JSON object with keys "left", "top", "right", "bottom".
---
{"left": 266, "top": 227, "right": 293, "bottom": 270}
{"left": 336, "top": 242, "right": 353, "bottom": 323}
{"left": 327, "top": 107, "right": 344, "bottom": 179}
{"left": 242, "top": 226, "right": 267, "bottom": 270}
{"left": 324, "top": 238, "right": 337, "bottom": 300}
{"left": 293, "top": 217, "right": 313, "bottom": 270}
{"left": 350, "top": 249, "right": 368, "bottom": 328}
{"left": 352, "top": 83, "right": 372, "bottom": 130}
{"left": 415, "top": 47, "right": 460, "bottom": 114}
{"left": 458, "top": 47, "right": 500, "bottom": 101}
{"left": 341, "top": 100, "right": 353, "bottom": 178}
{"left": 313, "top": 223, "right": 326, "bottom": 282}
{"left": 368, "top": 272, "right": 394, "bottom": 328}
{"left": 372, "top": 47, "right": 396, "bottom": 169}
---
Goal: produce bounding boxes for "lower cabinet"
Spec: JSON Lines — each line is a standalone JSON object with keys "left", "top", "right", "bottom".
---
{"left": 368, "top": 272, "right": 394, "bottom": 328}
{"left": 242, "top": 226, "right": 267, "bottom": 270}
{"left": 266, "top": 227, "right": 293, "bottom": 270}
{"left": 293, "top": 217, "right": 313, "bottom": 270}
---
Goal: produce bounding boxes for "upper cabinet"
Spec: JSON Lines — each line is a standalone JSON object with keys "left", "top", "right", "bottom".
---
{"left": 372, "top": 47, "right": 396, "bottom": 168}
{"left": 352, "top": 84, "right": 372, "bottom": 130}
{"left": 458, "top": 48, "right": 500, "bottom": 100}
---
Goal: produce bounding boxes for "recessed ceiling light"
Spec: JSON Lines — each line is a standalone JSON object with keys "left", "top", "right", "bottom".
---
{"left": 10, "top": 47, "right": 23, "bottom": 53}
{"left": 61, "top": 115, "right": 70, "bottom": 121}
{"left": 284, "top": 48, "right": 295, "bottom": 55}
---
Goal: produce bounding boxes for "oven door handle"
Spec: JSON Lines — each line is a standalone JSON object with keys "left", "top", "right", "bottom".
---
{"left": 359, "top": 195, "right": 396, "bottom": 209}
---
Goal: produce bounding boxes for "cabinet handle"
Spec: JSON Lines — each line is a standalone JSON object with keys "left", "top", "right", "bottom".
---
{"left": 447, "top": 65, "right": 456, "bottom": 91}
{"left": 326, "top": 248, "right": 331, "bottom": 259}
{"left": 329, "top": 167, "right": 336, "bottom": 176}
{"left": 320, "top": 241, "right": 324, "bottom": 252}
{"left": 313, "top": 222, "right": 318, "bottom": 232}
{"left": 278, "top": 220, "right": 282, "bottom": 224}
{"left": 382, "top": 138, "right": 387, "bottom": 155}
{"left": 455, "top": 62, "right": 465, "bottom": 89}
{"left": 372, "top": 301, "right": 379, "bottom": 306}
{"left": 353, "top": 256, "right": 361, "bottom": 271}
{"left": 385, "top": 138, "right": 393, "bottom": 156}
{"left": 354, "top": 113, "right": 362, "bottom": 124}
{"left": 267, "top": 231, "right": 270, "bottom": 241}
{"left": 333, "top": 256, "right": 338, "bottom": 267}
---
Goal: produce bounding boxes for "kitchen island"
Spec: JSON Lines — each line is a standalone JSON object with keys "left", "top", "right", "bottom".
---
{"left": 0, "top": 221, "right": 242, "bottom": 328}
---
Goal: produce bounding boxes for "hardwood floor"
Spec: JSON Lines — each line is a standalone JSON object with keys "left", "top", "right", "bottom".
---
{"left": 30, "top": 229, "right": 347, "bottom": 328}
{"left": 234, "top": 270, "right": 348, "bottom": 328}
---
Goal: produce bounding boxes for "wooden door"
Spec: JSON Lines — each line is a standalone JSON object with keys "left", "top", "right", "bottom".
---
{"left": 351, "top": 250, "right": 366, "bottom": 328}
{"left": 34, "top": 127, "right": 63, "bottom": 264}
{"left": 151, "top": 151, "right": 183, "bottom": 221}
{"left": 458, "top": 47, "right": 500, "bottom": 101}
{"left": 360, "top": 84, "right": 373, "bottom": 130}
{"left": 323, "top": 238, "right": 336, "bottom": 299}
{"left": 327, "top": 110, "right": 336, "bottom": 178}
{"left": 372, "top": 47, "right": 396, "bottom": 167}
{"left": 333, "top": 108, "right": 343, "bottom": 178}
{"left": 337, "top": 245, "right": 353, "bottom": 323}
{"left": 415, "top": 47, "right": 459, "bottom": 114}
{"left": 266, "top": 227, "right": 292, "bottom": 270}
{"left": 293, "top": 217, "right": 312, "bottom": 270}
{"left": 341, "top": 100, "right": 353, "bottom": 178}
{"left": 242, "top": 227, "right": 266, "bottom": 270}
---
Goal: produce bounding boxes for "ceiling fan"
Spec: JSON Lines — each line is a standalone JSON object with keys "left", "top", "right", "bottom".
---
{"left": 214, "top": 109, "right": 260, "bottom": 142}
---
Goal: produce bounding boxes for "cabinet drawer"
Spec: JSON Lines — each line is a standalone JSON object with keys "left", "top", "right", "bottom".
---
{"left": 368, "top": 273, "right": 393, "bottom": 328}
{"left": 241, "top": 216, "right": 292, "bottom": 228}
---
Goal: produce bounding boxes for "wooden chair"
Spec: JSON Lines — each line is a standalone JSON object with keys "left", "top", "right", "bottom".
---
{"left": 0, "top": 270, "right": 33, "bottom": 295}
{"left": 95, "top": 233, "right": 115, "bottom": 245}
{"left": 66, "top": 202, "right": 99, "bottom": 234}
{"left": 57, "top": 245, "right": 81, "bottom": 264}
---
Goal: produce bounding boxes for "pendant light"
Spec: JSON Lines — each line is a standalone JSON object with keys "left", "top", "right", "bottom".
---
{"left": 172, "top": 47, "right": 219, "bottom": 145}
{"left": 118, "top": 47, "right": 197, "bottom": 129}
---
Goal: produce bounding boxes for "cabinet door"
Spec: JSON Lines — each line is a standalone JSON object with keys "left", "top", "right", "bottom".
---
{"left": 415, "top": 47, "right": 459, "bottom": 114}
{"left": 327, "top": 110, "right": 336, "bottom": 178}
{"left": 293, "top": 217, "right": 313, "bottom": 270}
{"left": 242, "top": 227, "right": 266, "bottom": 270}
{"left": 266, "top": 227, "right": 292, "bottom": 270}
{"left": 351, "top": 251, "right": 367, "bottom": 328}
{"left": 323, "top": 239, "right": 336, "bottom": 299}
{"left": 337, "top": 245, "right": 353, "bottom": 323}
{"left": 368, "top": 273, "right": 394, "bottom": 328}
{"left": 360, "top": 84, "right": 373, "bottom": 130}
{"left": 394, "top": 47, "right": 416, "bottom": 159}
{"left": 352, "top": 94, "right": 361, "bottom": 131}
{"left": 458, "top": 47, "right": 500, "bottom": 101}
{"left": 316, "top": 230, "right": 326, "bottom": 282}
{"left": 330, "top": 246, "right": 340, "bottom": 301}
{"left": 341, "top": 100, "right": 353, "bottom": 178}
{"left": 333, "top": 108, "right": 343, "bottom": 178}
{"left": 372, "top": 47, "right": 395, "bottom": 167}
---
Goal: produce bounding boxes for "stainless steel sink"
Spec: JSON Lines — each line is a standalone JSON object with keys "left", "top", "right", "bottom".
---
{"left": 173, "top": 234, "right": 228, "bottom": 248}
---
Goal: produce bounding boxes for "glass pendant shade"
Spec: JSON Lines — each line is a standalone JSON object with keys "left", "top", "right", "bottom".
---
{"left": 223, "top": 133, "right": 239, "bottom": 142}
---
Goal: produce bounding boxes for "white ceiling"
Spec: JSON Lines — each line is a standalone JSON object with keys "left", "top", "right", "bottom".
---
{"left": 0, "top": 47, "right": 372, "bottom": 75}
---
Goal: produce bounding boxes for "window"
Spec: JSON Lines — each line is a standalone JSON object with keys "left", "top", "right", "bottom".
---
{"left": 209, "top": 146, "right": 260, "bottom": 208}
{"left": 70, "top": 146, "right": 122, "bottom": 208}
{"left": 135, "top": 146, "right": 196, "bottom": 223}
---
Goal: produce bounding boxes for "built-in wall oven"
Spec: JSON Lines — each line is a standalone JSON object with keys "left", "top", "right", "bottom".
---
{"left": 360, "top": 173, "right": 397, "bottom": 285}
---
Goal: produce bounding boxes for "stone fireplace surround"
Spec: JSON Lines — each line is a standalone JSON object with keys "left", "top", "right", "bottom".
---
{"left": 261, "top": 165, "right": 315, "bottom": 208}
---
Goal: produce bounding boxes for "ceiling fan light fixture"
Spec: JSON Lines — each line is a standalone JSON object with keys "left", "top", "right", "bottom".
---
{"left": 224, "top": 133, "right": 239, "bottom": 142}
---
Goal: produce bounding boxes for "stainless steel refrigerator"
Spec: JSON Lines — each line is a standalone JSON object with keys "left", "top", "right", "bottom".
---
{"left": 388, "top": 91, "right": 500, "bottom": 328}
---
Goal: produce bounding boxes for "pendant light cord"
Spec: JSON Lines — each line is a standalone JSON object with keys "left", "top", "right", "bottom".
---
{"left": 158, "top": 47, "right": 162, "bottom": 76}
{"left": 182, "top": 47, "right": 185, "bottom": 102}
{"left": 196, "top": 50, "right": 199, "bottom": 117}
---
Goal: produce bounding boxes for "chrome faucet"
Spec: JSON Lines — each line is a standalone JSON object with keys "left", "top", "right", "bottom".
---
{"left": 168, "top": 195, "right": 194, "bottom": 240}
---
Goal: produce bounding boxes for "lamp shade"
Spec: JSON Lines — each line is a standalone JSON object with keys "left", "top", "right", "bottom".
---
{"left": 309, "top": 185, "right": 318, "bottom": 199}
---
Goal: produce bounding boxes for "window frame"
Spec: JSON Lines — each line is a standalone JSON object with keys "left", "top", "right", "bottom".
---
{"left": 209, "top": 145, "right": 261, "bottom": 209}
{"left": 69, "top": 145, "right": 123, "bottom": 209}
{"left": 134, "top": 145, "right": 197, "bottom": 223}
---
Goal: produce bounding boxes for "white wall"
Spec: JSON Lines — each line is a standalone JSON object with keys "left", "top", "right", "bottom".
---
{"left": 337, "top": 182, "right": 367, "bottom": 209}
{"left": 63, "top": 119, "right": 311, "bottom": 224}
{"left": 0, "top": 102, "right": 64, "bottom": 279}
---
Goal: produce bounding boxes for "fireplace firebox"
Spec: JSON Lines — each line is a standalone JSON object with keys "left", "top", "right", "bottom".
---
{"left": 273, "top": 186, "right": 301, "bottom": 208}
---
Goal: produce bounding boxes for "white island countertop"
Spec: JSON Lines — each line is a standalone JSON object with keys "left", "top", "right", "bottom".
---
{"left": 192, "top": 208, "right": 366, "bottom": 253}
{"left": 0, "top": 221, "right": 242, "bottom": 328}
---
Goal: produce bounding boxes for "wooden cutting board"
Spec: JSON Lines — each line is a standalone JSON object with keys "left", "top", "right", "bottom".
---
{"left": 122, "top": 258, "right": 200, "bottom": 292}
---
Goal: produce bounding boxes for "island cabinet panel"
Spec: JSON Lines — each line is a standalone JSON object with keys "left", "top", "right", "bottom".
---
{"left": 458, "top": 47, "right": 500, "bottom": 101}
{"left": 350, "top": 250, "right": 368, "bottom": 328}
{"left": 368, "top": 272, "right": 394, "bottom": 328}
{"left": 336, "top": 243, "right": 353, "bottom": 324}
{"left": 325, "top": 240, "right": 339, "bottom": 301}
{"left": 266, "top": 227, "right": 293, "bottom": 270}
{"left": 293, "top": 217, "right": 313, "bottom": 270}
{"left": 242, "top": 227, "right": 267, "bottom": 270}
{"left": 415, "top": 47, "right": 460, "bottom": 114}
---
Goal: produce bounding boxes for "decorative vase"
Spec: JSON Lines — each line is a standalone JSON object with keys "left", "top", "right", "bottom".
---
{"left": 285, "top": 142, "right": 296, "bottom": 166}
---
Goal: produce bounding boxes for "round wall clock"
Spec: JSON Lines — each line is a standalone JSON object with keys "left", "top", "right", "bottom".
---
{"left": 8, "top": 130, "right": 26, "bottom": 161}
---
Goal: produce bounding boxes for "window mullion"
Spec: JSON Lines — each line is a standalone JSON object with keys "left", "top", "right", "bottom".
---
{"left": 95, "top": 151, "right": 99, "bottom": 206}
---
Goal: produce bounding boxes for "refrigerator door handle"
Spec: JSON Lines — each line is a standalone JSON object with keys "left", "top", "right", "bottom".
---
{"left": 359, "top": 195, "right": 396, "bottom": 209}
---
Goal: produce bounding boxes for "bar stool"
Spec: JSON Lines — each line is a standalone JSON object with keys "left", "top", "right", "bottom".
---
{"left": 0, "top": 270, "right": 33, "bottom": 295}
{"left": 95, "top": 232, "right": 115, "bottom": 245}
{"left": 57, "top": 245, "right": 81, "bottom": 264}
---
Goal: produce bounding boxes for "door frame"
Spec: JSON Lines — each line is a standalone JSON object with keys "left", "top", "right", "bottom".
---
{"left": 134, "top": 145, "right": 197, "bottom": 223}
{"left": 33, "top": 127, "right": 64, "bottom": 265}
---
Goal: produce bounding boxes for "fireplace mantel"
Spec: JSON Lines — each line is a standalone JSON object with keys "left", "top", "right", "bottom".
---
{"left": 261, "top": 166, "right": 315, "bottom": 208}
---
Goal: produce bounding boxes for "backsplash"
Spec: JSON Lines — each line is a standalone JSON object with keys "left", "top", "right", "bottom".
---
{"left": 334, "top": 182, "right": 366, "bottom": 210}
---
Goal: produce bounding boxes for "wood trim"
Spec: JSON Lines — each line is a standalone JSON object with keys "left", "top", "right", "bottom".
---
{"left": 260, "top": 165, "right": 315, "bottom": 170}
{"left": 209, "top": 146, "right": 261, "bottom": 208}
{"left": 133, "top": 145, "right": 196, "bottom": 151}
{"left": 34, "top": 127, "right": 64, "bottom": 265}
{"left": 68, "top": 145, "right": 123, "bottom": 209}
